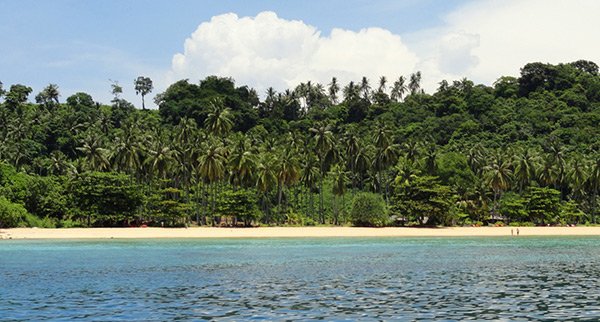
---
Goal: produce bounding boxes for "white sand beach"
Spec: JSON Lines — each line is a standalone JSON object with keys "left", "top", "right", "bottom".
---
{"left": 1, "top": 226, "right": 600, "bottom": 239}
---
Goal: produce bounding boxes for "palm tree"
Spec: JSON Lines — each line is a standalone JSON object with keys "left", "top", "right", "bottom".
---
{"left": 198, "top": 140, "right": 226, "bottom": 225}
{"left": 176, "top": 117, "right": 197, "bottom": 146}
{"left": 513, "top": 149, "right": 538, "bottom": 193}
{"left": 204, "top": 97, "right": 233, "bottom": 138}
{"left": 360, "top": 76, "right": 371, "bottom": 101}
{"left": 310, "top": 123, "right": 336, "bottom": 223}
{"left": 403, "top": 140, "right": 420, "bottom": 165}
{"left": 343, "top": 129, "right": 360, "bottom": 189}
{"left": 35, "top": 83, "right": 60, "bottom": 108}
{"left": 391, "top": 76, "right": 407, "bottom": 102}
{"left": 538, "top": 156, "right": 558, "bottom": 188}
{"left": 547, "top": 140, "right": 566, "bottom": 197}
{"left": 484, "top": 155, "right": 512, "bottom": 217}
{"left": 300, "top": 153, "right": 319, "bottom": 221}
{"left": 377, "top": 76, "right": 387, "bottom": 93}
{"left": 586, "top": 157, "right": 600, "bottom": 223}
{"left": 343, "top": 81, "right": 360, "bottom": 102}
{"left": 568, "top": 155, "right": 587, "bottom": 204}
{"left": 228, "top": 134, "right": 256, "bottom": 189}
{"left": 112, "top": 124, "right": 143, "bottom": 176}
{"left": 331, "top": 164, "right": 348, "bottom": 225}
{"left": 145, "top": 136, "right": 176, "bottom": 180}
{"left": 467, "top": 145, "right": 486, "bottom": 177}
{"left": 372, "top": 122, "right": 399, "bottom": 201}
{"left": 275, "top": 148, "right": 300, "bottom": 220}
{"left": 255, "top": 152, "right": 277, "bottom": 223}
{"left": 408, "top": 71, "right": 422, "bottom": 96}
{"left": 328, "top": 77, "right": 340, "bottom": 104}
{"left": 46, "top": 151, "right": 72, "bottom": 175}
{"left": 76, "top": 133, "right": 110, "bottom": 171}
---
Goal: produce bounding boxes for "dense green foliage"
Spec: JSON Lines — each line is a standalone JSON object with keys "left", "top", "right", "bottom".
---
{"left": 350, "top": 192, "right": 388, "bottom": 227}
{"left": 1, "top": 60, "right": 599, "bottom": 227}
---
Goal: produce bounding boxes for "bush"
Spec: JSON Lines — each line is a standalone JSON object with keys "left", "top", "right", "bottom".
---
{"left": 508, "top": 221, "right": 535, "bottom": 227}
{"left": 0, "top": 196, "right": 28, "bottom": 228}
{"left": 350, "top": 192, "right": 388, "bottom": 227}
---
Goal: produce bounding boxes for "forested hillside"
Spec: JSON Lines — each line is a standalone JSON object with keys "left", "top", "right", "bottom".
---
{"left": 1, "top": 60, "right": 599, "bottom": 228}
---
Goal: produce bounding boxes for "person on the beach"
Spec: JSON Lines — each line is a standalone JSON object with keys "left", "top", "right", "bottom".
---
{"left": 516, "top": 228, "right": 520, "bottom": 236}
{"left": 511, "top": 229, "right": 514, "bottom": 236}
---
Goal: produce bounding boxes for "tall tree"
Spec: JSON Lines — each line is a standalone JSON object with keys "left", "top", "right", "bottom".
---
{"left": 204, "top": 97, "right": 233, "bottom": 138}
{"left": 310, "top": 123, "right": 336, "bottom": 223}
{"left": 408, "top": 71, "right": 422, "bottom": 95}
{"left": 328, "top": 77, "right": 340, "bottom": 104}
{"left": 390, "top": 76, "right": 407, "bottom": 102}
{"left": 134, "top": 76, "right": 153, "bottom": 110}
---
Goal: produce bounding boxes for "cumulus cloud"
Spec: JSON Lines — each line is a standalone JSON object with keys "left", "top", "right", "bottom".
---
{"left": 168, "top": 2, "right": 600, "bottom": 96}
{"left": 428, "top": 0, "right": 600, "bottom": 85}
{"left": 169, "top": 11, "right": 418, "bottom": 95}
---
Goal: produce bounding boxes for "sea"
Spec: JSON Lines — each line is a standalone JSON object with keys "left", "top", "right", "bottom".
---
{"left": 1, "top": 237, "right": 600, "bottom": 321}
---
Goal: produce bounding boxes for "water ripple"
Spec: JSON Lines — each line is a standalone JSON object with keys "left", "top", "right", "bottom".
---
{"left": 2, "top": 237, "right": 600, "bottom": 320}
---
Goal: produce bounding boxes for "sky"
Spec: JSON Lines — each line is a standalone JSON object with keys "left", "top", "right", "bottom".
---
{"left": 1, "top": 0, "right": 599, "bottom": 108}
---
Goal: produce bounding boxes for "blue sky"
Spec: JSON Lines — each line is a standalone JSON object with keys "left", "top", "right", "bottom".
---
{"left": 1, "top": 0, "right": 599, "bottom": 108}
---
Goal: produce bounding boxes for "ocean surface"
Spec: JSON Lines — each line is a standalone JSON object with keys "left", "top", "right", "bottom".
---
{"left": 2, "top": 237, "right": 600, "bottom": 321}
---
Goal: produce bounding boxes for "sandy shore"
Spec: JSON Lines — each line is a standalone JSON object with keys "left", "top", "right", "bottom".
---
{"left": 1, "top": 226, "right": 600, "bottom": 239}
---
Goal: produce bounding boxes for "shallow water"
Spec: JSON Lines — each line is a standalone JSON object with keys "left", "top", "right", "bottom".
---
{"left": 1, "top": 237, "right": 600, "bottom": 320}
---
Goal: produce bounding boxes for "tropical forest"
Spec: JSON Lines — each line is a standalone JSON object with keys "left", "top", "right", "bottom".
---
{"left": 0, "top": 60, "right": 599, "bottom": 228}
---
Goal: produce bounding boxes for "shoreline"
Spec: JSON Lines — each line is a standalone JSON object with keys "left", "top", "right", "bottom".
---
{"left": 2, "top": 226, "right": 600, "bottom": 239}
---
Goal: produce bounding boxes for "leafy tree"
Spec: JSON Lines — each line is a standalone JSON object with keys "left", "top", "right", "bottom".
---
{"left": 392, "top": 175, "right": 453, "bottom": 225}
{"left": 134, "top": 76, "right": 153, "bottom": 110}
{"left": 349, "top": 192, "right": 388, "bottom": 227}
{"left": 216, "top": 187, "right": 259, "bottom": 226}
{"left": 69, "top": 172, "right": 143, "bottom": 226}
{"left": 4, "top": 84, "right": 32, "bottom": 111}
{"left": 0, "top": 196, "right": 28, "bottom": 228}
{"left": 499, "top": 192, "right": 528, "bottom": 223}
{"left": 526, "top": 187, "right": 561, "bottom": 225}
{"left": 149, "top": 187, "right": 191, "bottom": 226}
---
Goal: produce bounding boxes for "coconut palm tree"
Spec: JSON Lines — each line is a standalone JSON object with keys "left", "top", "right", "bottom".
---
{"left": 256, "top": 152, "right": 277, "bottom": 223}
{"left": 198, "top": 140, "right": 226, "bottom": 224}
{"left": 360, "top": 76, "right": 371, "bottom": 101}
{"left": 484, "top": 154, "right": 512, "bottom": 217}
{"left": 331, "top": 164, "right": 349, "bottom": 225}
{"left": 228, "top": 134, "right": 256, "bottom": 189}
{"left": 275, "top": 148, "right": 300, "bottom": 219}
{"left": 343, "top": 81, "right": 360, "bottom": 102}
{"left": 408, "top": 71, "right": 422, "bottom": 95}
{"left": 377, "top": 76, "right": 387, "bottom": 93}
{"left": 328, "top": 77, "right": 340, "bottom": 104}
{"left": 586, "top": 157, "right": 600, "bottom": 223}
{"left": 391, "top": 76, "right": 407, "bottom": 102}
{"left": 310, "top": 123, "right": 336, "bottom": 223}
{"left": 513, "top": 149, "right": 538, "bottom": 193}
{"left": 568, "top": 155, "right": 587, "bottom": 204}
{"left": 145, "top": 136, "right": 176, "bottom": 180}
{"left": 46, "top": 150, "right": 72, "bottom": 176}
{"left": 112, "top": 124, "right": 143, "bottom": 176}
{"left": 76, "top": 133, "right": 110, "bottom": 171}
{"left": 300, "top": 151, "right": 319, "bottom": 222}
{"left": 204, "top": 97, "right": 233, "bottom": 138}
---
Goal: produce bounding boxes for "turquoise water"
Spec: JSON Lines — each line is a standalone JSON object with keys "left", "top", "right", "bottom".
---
{"left": 2, "top": 237, "right": 600, "bottom": 320}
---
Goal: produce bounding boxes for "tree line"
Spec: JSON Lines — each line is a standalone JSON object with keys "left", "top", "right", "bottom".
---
{"left": 0, "top": 60, "right": 599, "bottom": 228}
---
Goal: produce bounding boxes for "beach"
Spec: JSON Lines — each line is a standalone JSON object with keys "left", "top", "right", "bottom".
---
{"left": 1, "top": 226, "right": 600, "bottom": 239}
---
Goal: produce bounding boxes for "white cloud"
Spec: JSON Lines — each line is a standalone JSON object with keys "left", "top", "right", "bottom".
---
{"left": 168, "top": 11, "right": 418, "bottom": 95}
{"left": 168, "top": 2, "right": 600, "bottom": 96}
{"left": 427, "top": 0, "right": 600, "bottom": 85}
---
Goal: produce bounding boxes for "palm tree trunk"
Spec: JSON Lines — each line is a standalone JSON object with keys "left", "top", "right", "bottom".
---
{"left": 320, "top": 176, "right": 325, "bottom": 224}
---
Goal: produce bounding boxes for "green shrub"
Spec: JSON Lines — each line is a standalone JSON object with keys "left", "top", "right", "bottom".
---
{"left": 508, "top": 221, "right": 535, "bottom": 227}
{"left": 0, "top": 196, "right": 28, "bottom": 228}
{"left": 22, "top": 214, "right": 56, "bottom": 228}
{"left": 350, "top": 192, "right": 388, "bottom": 227}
